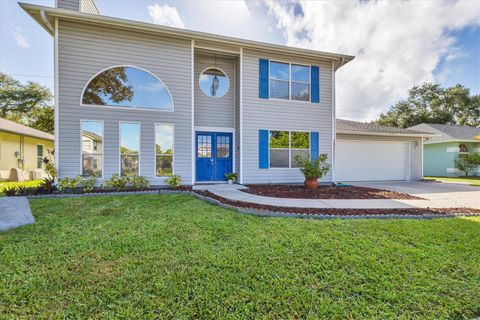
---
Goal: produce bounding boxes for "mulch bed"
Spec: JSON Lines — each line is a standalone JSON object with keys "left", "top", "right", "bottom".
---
{"left": 243, "top": 184, "right": 424, "bottom": 200}
{"left": 195, "top": 191, "right": 480, "bottom": 216}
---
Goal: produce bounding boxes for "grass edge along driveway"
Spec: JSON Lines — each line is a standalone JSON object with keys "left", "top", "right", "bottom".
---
{"left": 1, "top": 194, "right": 479, "bottom": 319}
{"left": 425, "top": 176, "right": 480, "bottom": 186}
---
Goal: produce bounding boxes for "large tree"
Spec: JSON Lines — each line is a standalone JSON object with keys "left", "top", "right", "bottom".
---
{"left": 0, "top": 72, "right": 54, "bottom": 133}
{"left": 375, "top": 83, "right": 480, "bottom": 128}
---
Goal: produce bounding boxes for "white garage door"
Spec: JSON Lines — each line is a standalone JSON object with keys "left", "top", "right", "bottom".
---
{"left": 336, "top": 140, "right": 409, "bottom": 181}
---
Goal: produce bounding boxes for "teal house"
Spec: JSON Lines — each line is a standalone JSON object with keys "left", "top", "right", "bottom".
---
{"left": 409, "top": 123, "right": 480, "bottom": 177}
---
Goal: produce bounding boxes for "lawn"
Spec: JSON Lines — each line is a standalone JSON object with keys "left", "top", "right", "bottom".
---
{"left": 1, "top": 194, "right": 479, "bottom": 319}
{"left": 425, "top": 176, "right": 480, "bottom": 186}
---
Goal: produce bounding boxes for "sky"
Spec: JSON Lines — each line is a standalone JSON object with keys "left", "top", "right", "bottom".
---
{"left": 1, "top": 0, "right": 479, "bottom": 121}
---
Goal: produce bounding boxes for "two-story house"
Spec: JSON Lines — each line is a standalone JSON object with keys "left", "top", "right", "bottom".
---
{"left": 21, "top": 0, "right": 430, "bottom": 185}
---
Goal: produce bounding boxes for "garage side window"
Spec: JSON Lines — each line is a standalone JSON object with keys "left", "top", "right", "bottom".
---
{"left": 82, "top": 66, "right": 173, "bottom": 111}
{"left": 81, "top": 120, "right": 103, "bottom": 177}
{"left": 269, "top": 131, "right": 309, "bottom": 168}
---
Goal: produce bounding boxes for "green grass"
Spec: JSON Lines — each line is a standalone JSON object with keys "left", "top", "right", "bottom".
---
{"left": 425, "top": 176, "right": 480, "bottom": 186}
{"left": 1, "top": 194, "right": 480, "bottom": 319}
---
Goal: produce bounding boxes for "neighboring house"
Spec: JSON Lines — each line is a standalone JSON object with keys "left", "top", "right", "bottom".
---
{"left": 0, "top": 118, "right": 54, "bottom": 181}
{"left": 409, "top": 123, "right": 480, "bottom": 177}
{"left": 21, "top": 0, "right": 433, "bottom": 185}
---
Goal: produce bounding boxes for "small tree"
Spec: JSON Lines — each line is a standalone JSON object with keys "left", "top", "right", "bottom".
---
{"left": 295, "top": 154, "right": 331, "bottom": 190}
{"left": 455, "top": 153, "right": 480, "bottom": 177}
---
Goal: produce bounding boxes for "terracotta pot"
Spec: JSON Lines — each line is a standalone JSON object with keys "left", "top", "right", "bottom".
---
{"left": 304, "top": 178, "right": 318, "bottom": 190}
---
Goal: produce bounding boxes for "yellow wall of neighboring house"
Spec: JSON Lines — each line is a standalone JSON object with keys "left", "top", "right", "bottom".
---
{"left": 0, "top": 131, "right": 54, "bottom": 181}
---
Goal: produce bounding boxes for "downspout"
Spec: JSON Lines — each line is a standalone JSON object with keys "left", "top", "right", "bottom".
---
{"left": 40, "top": 10, "right": 55, "bottom": 34}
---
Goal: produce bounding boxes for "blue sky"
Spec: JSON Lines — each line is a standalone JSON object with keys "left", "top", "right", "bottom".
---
{"left": 1, "top": 0, "right": 479, "bottom": 121}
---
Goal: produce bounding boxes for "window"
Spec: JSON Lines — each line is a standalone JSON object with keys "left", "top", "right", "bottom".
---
{"left": 36, "top": 145, "right": 44, "bottom": 169}
{"left": 81, "top": 120, "right": 103, "bottom": 177}
{"left": 82, "top": 66, "right": 173, "bottom": 110}
{"left": 120, "top": 122, "right": 140, "bottom": 176}
{"left": 216, "top": 135, "right": 230, "bottom": 158}
{"left": 199, "top": 68, "right": 229, "bottom": 98}
{"left": 155, "top": 124, "right": 173, "bottom": 177}
{"left": 197, "top": 135, "right": 212, "bottom": 158}
{"left": 269, "top": 61, "right": 310, "bottom": 101}
{"left": 269, "top": 131, "right": 309, "bottom": 168}
{"left": 459, "top": 143, "right": 469, "bottom": 153}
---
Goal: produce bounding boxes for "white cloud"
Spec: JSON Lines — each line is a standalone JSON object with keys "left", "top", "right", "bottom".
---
{"left": 265, "top": 0, "right": 480, "bottom": 121}
{"left": 10, "top": 24, "right": 29, "bottom": 48}
{"left": 148, "top": 3, "right": 185, "bottom": 28}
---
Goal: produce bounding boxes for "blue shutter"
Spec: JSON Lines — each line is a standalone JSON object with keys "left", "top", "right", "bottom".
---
{"left": 311, "top": 66, "right": 320, "bottom": 103}
{"left": 310, "top": 132, "right": 319, "bottom": 160}
{"left": 259, "top": 129, "right": 269, "bottom": 169}
{"left": 259, "top": 59, "right": 269, "bottom": 99}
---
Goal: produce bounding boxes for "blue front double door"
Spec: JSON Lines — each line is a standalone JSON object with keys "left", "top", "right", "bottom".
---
{"left": 196, "top": 132, "right": 233, "bottom": 182}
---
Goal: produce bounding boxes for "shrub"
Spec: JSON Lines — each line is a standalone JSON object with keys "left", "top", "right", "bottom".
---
{"left": 224, "top": 172, "right": 237, "bottom": 181}
{"left": 129, "top": 175, "right": 150, "bottom": 189}
{"left": 15, "top": 186, "right": 38, "bottom": 196}
{"left": 3, "top": 186, "right": 17, "bottom": 197}
{"left": 295, "top": 154, "right": 331, "bottom": 180}
{"left": 166, "top": 175, "right": 182, "bottom": 189}
{"left": 104, "top": 173, "right": 129, "bottom": 190}
{"left": 455, "top": 153, "right": 480, "bottom": 177}
{"left": 58, "top": 176, "right": 82, "bottom": 193}
{"left": 81, "top": 175, "right": 97, "bottom": 193}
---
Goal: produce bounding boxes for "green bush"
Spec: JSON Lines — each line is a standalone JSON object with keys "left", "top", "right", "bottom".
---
{"left": 166, "top": 175, "right": 182, "bottom": 189}
{"left": 104, "top": 174, "right": 129, "bottom": 191}
{"left": 455, "top": 153, "right": 480, "bottom": 177}
{"left": 128, "top": 175, "right": 150, "bottom": 189}
{"left": 58, "top": 176, "right": 82, "bottom": 193}
{"left": 81, "top": 176, "right": 97, "bottom": 193}
{"left": 224, "top": 172, "right": 237, "bottom": 181}
{"left": 295, "top": 154, "right": 331, "bottom": 180}
{"left": 3, "top": 186, "right": 17, "bottom": 196}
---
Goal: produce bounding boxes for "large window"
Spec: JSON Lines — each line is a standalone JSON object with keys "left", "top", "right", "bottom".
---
{"left": 155, "top": 124, "right": 173, "bottom": 177}
{"left": 269, "top": 61, "right": 310, "bottom": 101}
{"left": 120, "top": 122, "right": 140, "bottom": 176}
{"left": 82, "top": 66, "right": 173, "bottom": 111}
{"left": 36, "top": 145, "right": 44, "bottom": 169}
{"left": 269, "top": 130, "right": 309, "bottom": 168}
{"left": 81, "top": 120, "right": 103, "bottom": 177}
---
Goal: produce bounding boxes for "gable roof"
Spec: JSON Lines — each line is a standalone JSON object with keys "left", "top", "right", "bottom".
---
{"left": 336, "top": 119, "right": 435, "bottom": 137}
{"left": 19, "top": 2, "right": 354, "bottom": 68}
{"left": 408, "top": 123, "right": 480, "bottom": 143}
{"left": 0, "top": 118, "right": 54, "bottom": 141}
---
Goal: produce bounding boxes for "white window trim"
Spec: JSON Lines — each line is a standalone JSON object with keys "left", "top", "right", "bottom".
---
{"left": 268, "top": 60, "right": 311, "bottom": 103}
{"left": 198, "top": 67, "right": 230, "bottom": 98}
{"left": 80, "top": 120, "right": 104, "bottom": 179}
{"left": 36, "top": 144, "right": 45, "bottom": 169}
{"left": 154, "top": 123, "right": 175, "bottom": 178}
{"left": 268, "top": 129, "right": 311, "bottom": 169}
{"left": 80, "top": 65, "right": 175, "bottom": 112}
{"left": 119, "top": 121, "right": 141, "bottom": 177}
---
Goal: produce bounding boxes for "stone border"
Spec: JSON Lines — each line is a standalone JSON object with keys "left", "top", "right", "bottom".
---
{"left": 191, "top": 192, "right": 480, "bottom": 220}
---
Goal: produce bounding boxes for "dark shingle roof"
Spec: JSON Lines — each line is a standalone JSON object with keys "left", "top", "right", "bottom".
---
{"left": 0, "top": 118, "right": 54, "bottom": 140}
{"left": 408, "top": 123, "right": 480, "bottom": 141}
{"left": 336, "top": 119, "right": 432, "bottom": 136}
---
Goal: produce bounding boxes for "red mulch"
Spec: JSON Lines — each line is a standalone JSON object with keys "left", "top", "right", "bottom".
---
{"left": 195, "top": 191, "right": 480, "bottom": 216}
{"left": 242, "top": 184, "right": 424, "bottom": 200}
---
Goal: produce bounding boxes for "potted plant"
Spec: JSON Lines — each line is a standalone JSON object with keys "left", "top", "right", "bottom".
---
{"left": 295, "top": 154, "right": 330, "bottom": 190}
{"left": 224, "top": 172, "right": 237, "bottom": 184}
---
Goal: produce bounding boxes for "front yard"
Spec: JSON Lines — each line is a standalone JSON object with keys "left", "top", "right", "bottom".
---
{"left": 425, "top": 176, "right": 480, "bottom": 186}
{"left": 1, "top": 194, "right": 479, "bottom": 319}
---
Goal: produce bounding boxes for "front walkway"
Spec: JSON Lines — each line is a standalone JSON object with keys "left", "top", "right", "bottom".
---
{"left": 193, "top": 183, "right": 479, "bottom": 209}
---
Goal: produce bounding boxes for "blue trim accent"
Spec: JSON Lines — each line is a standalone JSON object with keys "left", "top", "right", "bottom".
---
{"left": 259, "top": 59, "right": 269, "bottom": 99}
{"left": 311, "top": 66, "right": 320, "bottom": 103}
{"left": 259, "top": 129, "right": 269, "bottom": 169}
{"left": 310, "top": 132, "right": 319, "bottom": 160}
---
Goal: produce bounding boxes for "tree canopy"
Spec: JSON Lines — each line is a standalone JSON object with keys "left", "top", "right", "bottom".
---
{"left": 0, "top": 72, "right": 54, "bottom": 133}
{"left": 82, "top": 67, "right": 134, "bottom": 105}
{"left": 375, "top": 83, "right": 480, "bottom": 128}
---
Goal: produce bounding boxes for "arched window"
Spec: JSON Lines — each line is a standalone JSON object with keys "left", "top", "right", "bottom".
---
{"left": 199, "top": 67, "right": 229, "bottom": 98}
{"left": 81, "top": 66, "right": 173, "bottom": 111}
{"left": 459, "top": 143, "right": 469, "bottom": 153}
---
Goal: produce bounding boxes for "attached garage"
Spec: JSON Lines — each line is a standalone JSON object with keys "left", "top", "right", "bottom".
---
{"left": 335, "top": 119, "right": 434, "bottom": 182}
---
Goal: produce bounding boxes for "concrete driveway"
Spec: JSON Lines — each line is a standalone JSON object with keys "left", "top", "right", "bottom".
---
{"left": 349, "top": 181, "right": 480, "bottom": 209}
